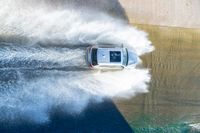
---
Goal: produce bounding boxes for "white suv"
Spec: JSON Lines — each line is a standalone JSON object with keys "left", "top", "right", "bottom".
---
{"left": 86, "top": 46, "right": 138, "bottom": 69}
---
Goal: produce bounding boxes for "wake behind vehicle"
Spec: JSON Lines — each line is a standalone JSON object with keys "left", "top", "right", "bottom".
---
{"left": 86, "top": 45, "right": 138, "bottom": 69}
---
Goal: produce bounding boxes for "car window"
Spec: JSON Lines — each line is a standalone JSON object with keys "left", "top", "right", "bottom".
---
{"left": 122, "top": 48, "right": 128, "bottom": 66}
{"left": 92, "top": 48, "right": 98, "bottom": 66}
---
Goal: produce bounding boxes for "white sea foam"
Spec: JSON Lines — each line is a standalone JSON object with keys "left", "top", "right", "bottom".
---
{"left": 189, "top": 123, "right": 200, "bottom": 131}
{"left": 0, "top": 0, "right": 154, "bottom": 123}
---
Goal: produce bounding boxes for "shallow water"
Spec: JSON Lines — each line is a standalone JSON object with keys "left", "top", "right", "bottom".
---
{"left": 115, "top": 24, "right": 200, "bottom": 132}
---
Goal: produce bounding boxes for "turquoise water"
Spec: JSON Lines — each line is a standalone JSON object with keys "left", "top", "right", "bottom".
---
{"left": 131, "top": 115, "right": 195, "bottom": 133}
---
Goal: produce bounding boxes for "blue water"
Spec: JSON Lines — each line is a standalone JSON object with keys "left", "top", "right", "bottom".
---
{"left": 0, "top": 100, "right": 133, "bottom": 133}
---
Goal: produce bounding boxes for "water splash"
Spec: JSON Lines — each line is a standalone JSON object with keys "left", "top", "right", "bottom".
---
{"left": 0, "top": 43, "right": 86, "bottom": 69}
{"left": 0, "top": 0, "right": 154, "bottom": 123}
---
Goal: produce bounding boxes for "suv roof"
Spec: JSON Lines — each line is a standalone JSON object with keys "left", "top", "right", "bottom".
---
{"left": 87, "top": 46, "right": 137, "bottom": 69}
{"left": 97, "top": 48, "right": 124, "bottom": 66}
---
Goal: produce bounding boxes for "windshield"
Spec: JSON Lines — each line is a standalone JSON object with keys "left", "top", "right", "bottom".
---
{"left": 92, "top": 48, "right": 98, "bottom": 66}
{"left": 122, "top": 48, "right": 128, "bottom": 66}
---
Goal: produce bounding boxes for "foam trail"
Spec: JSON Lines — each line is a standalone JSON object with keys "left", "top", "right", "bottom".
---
{"left": 0, "top": 0, "right": 154, "bottom": 123}
{"left": 0, "top": 43, "right": 86, "bottom": 69}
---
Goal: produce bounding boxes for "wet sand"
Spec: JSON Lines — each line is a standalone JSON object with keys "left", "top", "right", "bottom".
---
{"left": 115, "top": 24, "right": 200, "bottom": 132}
{"left": 119, "top": 0, "right": 200, "bottom": 28}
